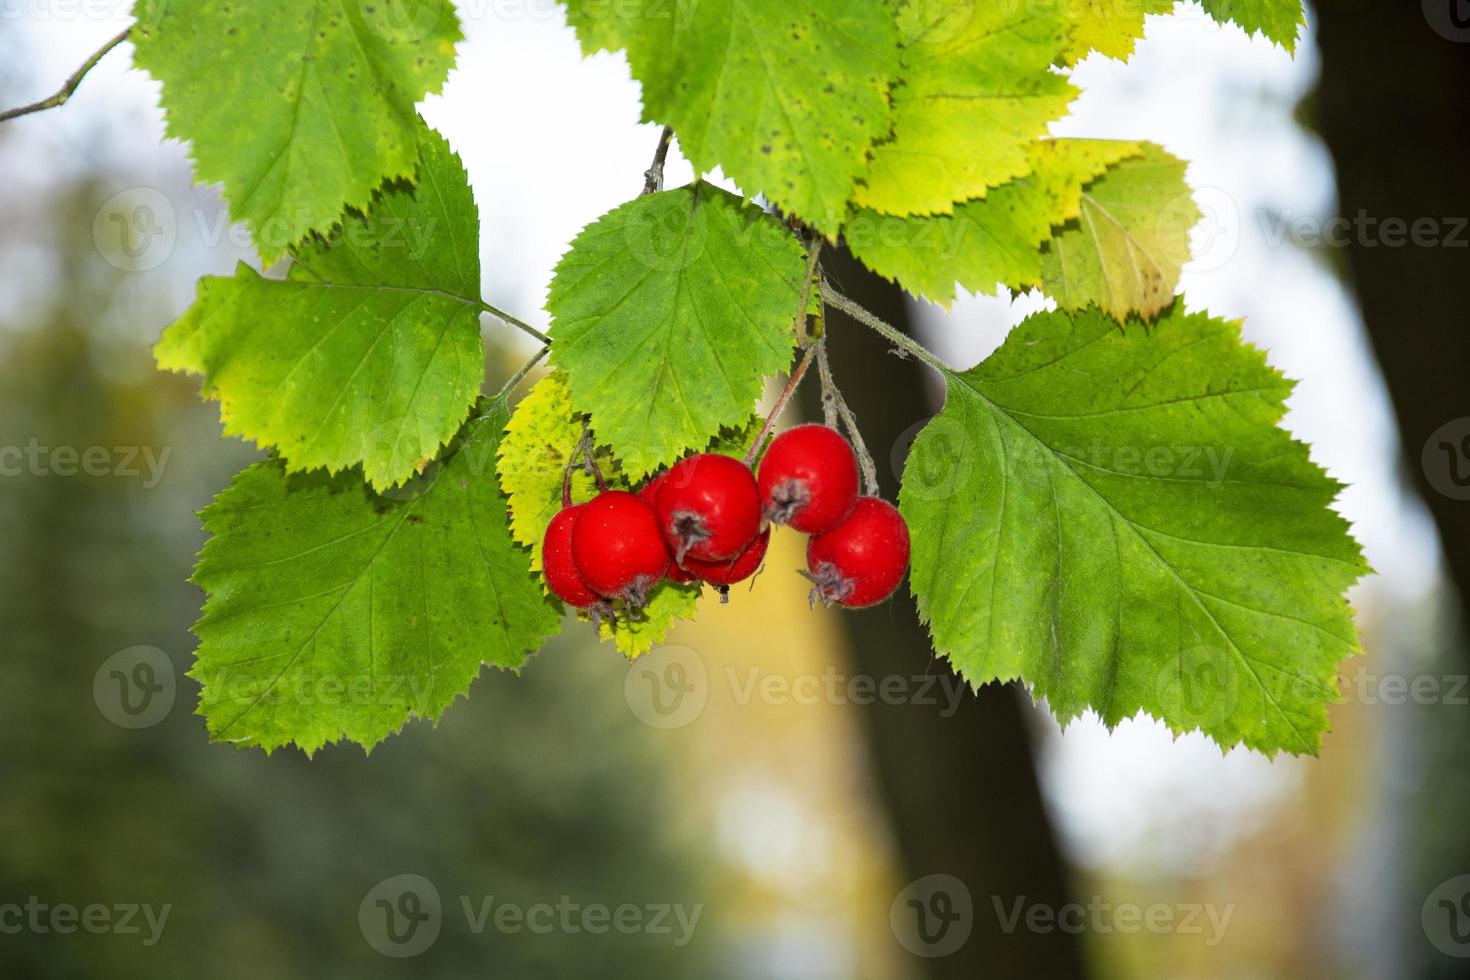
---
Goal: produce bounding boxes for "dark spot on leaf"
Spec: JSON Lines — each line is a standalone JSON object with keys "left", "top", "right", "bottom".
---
{"left": 407, "top": 514, "right": 425, "bottom": 525}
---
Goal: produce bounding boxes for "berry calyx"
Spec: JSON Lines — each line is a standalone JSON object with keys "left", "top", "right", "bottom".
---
{"left": 656, "top": 453, "right": 762, "bottom": 564}
{"left": 542, "top": 505, "right": 601, "bottom": 608}
{"left": 571, "top": 490, "right": 670, "bottom": 604}
{"left": 683, "top": 527, "right": 770, "bottom": 588}
{"left": 804, "top": 497, "right": 911, "bottom": 608}
{"left": 758, "top": 424, "right": 860, "bottom": 534}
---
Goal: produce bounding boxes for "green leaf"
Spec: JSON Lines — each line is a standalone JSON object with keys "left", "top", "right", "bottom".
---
{"left": 1198, "top": 0, "right": 1304, "bottom": 50}
{"left": 562, "top": 0, "right": 900, "bottom": 235}
{"left": 901, "top": 305, "right": 1365, "bottom": 756}
{"left": 189, "top": 401, "right": 561, "bottom": 755}
{"left": 855, "top": 0, "right": 1077, "bottom": 216}
{"left": 547, "top": 183, "right": 805, "bottom": 478}
{"left": 1061, "top": 0, "right": 1174, "bottom": 65}
{"left": 496, "top": 371, "right": 608, "bottom": 572}
{"left": 847, "top": 139, "right": 1144, "bottom": 305}
{"left": 156, "top": 128, "right": 484, "bottom": 491}
{"left": 132, "top": 0, "right": 462, "bottom": 261}
{"left": 1040, "top": 144, "right": 1199, "bottom": 321}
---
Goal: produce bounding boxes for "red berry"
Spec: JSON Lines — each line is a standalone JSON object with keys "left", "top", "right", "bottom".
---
{"left": 758, "top": 424, "right": 860, "bottom": 534}
{"left": 542, "top": 506, "right": 601, "bottom": 608}
{"left": 683, "top": 527, "right": 770, "bottom": 586}
{"left": 656, "top": 454, "right": 761, "bottom": 563}
{"left": 805, "top": 497, "right": 910, "bottom": 608}
{"left": 639, "top": 473, "right": 696, "bottom": 584}
{"left": 571, "top": 490, "right": 670, "bottom": 602}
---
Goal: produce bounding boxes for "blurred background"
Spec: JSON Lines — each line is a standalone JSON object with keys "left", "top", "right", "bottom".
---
{"left": 1, "top": 2, "right": 1467, "bottom": 977}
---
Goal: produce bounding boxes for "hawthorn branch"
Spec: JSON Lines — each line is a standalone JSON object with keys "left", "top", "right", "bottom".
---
{"left": 641, "top": 126, "right": 675, "bottom": 195}
{"left": 819, "top": 281, "right": 951, "bottom": 377}
{"left": 0, "top": 28, "right": 131, "bottom": 124}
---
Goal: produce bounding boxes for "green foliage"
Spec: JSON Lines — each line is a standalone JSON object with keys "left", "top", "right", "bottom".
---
{"left": 1062, "top": 0, "right": 1175, "bottom": 65}
{"left": 1040, "top": 145, "right": 1199, "bottom": 320}
{"left": 156, "top": 128, "right": 484, "bottom": 491}
{"left": 547, "top": 183, "right": 805, "bottom": 478}
{"left": 190, "top": 401, "right": 560, "bottom": 755}
{"left": 900, "top": 305, "right": 1366, "bottom": 755}
{"left": 562, "top": 0, "right": 900, "bottom": 235}
{"left": 856, "top": 0, "right": 1077, "bottom": 216}
{"left": 1199, "top": 0, "right": 1305, "bottom": 50}
{"left": 111, "top": 0, "right": 1359, "bottom": 758}
{"left": 133, "top": 0, "right": 462, "bottom": 262}
{"left": 847, "top": 139, "right": 1146, "bottom": 306}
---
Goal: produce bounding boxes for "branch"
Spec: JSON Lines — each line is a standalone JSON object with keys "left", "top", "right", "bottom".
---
{"left": 0, "top": 28, "right": 131, "bottom": 125}
{"left": 641, "top": 126, "right": 674, "bottom": 196}
{"left": 819, "top": 281, "right": 952, "bottom": 377}
{"left": 479, "top": 301, "right": 551, "bottom": 346}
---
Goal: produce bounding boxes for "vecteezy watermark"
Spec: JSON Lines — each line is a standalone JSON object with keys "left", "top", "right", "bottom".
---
{"left": 992, "top": 895, "right": 1233, "bottom": 947}
{"left": 624, "top": 646, "right": 973, "bottom": 729}
{"left": 624, "top": 645, "right": 710, "bottom": 730}
{"left": 1260, "top": 209, "right": 1469, "bottom": 251}
{"left": 0, "top": 440, "right": 171, "bottom": 488}
{"left": 92, "top": 187, "right": 176, "bottom": 273}
{"left": 1424, "top": 0, "right": 1470, "bottom": 43}
{"left": 891, "top": 417, "right": 1238, "bottom": 501}
{"left": 1422, "top": 874, "right": 1470, "bottom": 958}
{"left": 1422, "top": 417, "right": 1470, "bottom": 501}
{"left": 359, "top": 875, "right": 702, "bottom": 957}
{"left": 461, "top": 895, "right": 702, "bottom": 947}
{"left": 0, "top": 0, "right": 169, "bottom": 27}
{"left": 726, "top": 665, "right": 969, "bottom": 718}
{"left": 93, "top": 646, "right": 176, "bottom": 729}
{"left": 891, "top": 875, "right": 974, "bottom": 958}
{"left": 0, "top": 897, "right": 170, "bottom": 947}
{"left": 360, "top": 875, "right": 443, "bottom": 959}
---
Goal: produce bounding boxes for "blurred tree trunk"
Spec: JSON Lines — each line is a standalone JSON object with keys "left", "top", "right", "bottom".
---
{"left": 1313, "top": 0, "right": 1470, "bottom": 632}
{"left": 806, "top": 249, "right": 1089, "bottom": 978}
{"left": 1313, "top": 7, "right": 1470, "bottom": 979}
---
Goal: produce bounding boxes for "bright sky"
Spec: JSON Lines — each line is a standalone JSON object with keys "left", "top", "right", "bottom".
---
{"left": 0, "top": 1, "right": 1442, "bottom": 874}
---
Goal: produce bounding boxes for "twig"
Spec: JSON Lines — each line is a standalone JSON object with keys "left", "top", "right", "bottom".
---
{"left": 794, "top": 238, "right": 824, "bottom": 344}
{"left": 641, "top": 126, "right": 675, "bottom": 195}
{"left": 479, "top": 301, "right": 551, "bottom": 346}
{"left": 819, "top": 281, "right": 951, "bottom": 377}
{"left": 491, "top": 345, "right": 549, "bottom": 403}
{"left": 814, "top": 339, "right": 840, "bottom": 428}
{"left": 743, "top": 343, "right": 819, "bottom": 467}
{"left": 0, "top": 28, "right": 132, "bottom": 124}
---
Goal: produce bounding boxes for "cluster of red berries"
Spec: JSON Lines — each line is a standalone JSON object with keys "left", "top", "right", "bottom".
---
{"left": 542, "top": 424, "right": 911, "bottom": 616}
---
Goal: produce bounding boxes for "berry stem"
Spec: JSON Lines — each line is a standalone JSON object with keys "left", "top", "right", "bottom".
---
{"left": 817, "top": 339, "right": 880, "bottom": 496}
{"left": 744, "top": 342, "right": 819, "bottom": 467}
